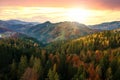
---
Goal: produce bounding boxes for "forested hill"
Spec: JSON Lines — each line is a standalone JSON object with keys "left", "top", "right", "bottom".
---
{"left": 0, "top": 30, "right": 120, "bottom": 80}
{"left": 46, "top": 30, "right": 120, "bottom": 54}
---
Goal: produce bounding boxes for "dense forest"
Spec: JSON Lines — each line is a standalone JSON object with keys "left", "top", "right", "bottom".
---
{"left": 0, "top": 30, "right": 120, "bottom": 80}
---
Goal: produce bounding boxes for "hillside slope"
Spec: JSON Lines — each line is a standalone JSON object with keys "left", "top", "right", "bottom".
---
{"left": 26, "top": 21, "right": 97, "bottom": 43}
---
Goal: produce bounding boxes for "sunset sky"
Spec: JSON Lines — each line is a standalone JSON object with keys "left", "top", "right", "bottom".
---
{"left": 0, "top": 0, "right": 120, "bottom": 25}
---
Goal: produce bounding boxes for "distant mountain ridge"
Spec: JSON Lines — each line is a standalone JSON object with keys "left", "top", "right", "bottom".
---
{"left": 89, "top": 21, "right": 120, "bottom": 30}
{"left": 0, "top": 20, "right": 120, "bottom": 43}
{"left": 0, "top": 27, "right": 12, "bottom": 33}
{"left": 6, "top": 19, "right": 40, "bottom": 25}
{"left": 0, "top": 20, "right": 35, "bottom": 38}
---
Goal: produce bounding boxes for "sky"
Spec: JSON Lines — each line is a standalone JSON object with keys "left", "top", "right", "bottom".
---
{"left": 0, "top": 0, "right": 120, "bottom": 25}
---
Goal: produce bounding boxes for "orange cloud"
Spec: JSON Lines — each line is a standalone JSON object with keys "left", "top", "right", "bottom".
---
{"left": 0, "top": 0, "right": 120, "bottom": 10}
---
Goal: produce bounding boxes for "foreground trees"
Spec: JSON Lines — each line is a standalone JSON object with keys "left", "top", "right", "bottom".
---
{"left": 0, "top": 30, "right": 120, "bottom": 80}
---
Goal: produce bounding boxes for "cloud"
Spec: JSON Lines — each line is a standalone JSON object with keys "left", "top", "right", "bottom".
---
{"left": 0, "top": 7, "right": 120, "bottom": 25}
{"left": 0, "top": 0, "right": 120, "bottom": 10}
{"left": 94, "top": 0, "right": 120, "bottom": 10}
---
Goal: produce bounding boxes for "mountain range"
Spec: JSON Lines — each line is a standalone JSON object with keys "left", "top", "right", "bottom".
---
{"left": 0, "top": 20, "right": 120, "bottom": 43}
{"left": 89, "top": 21, "right": 120, "bottom": 30}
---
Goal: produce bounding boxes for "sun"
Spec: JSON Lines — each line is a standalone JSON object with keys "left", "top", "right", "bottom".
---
{"left": 66, "top": 8, "right": 91, "bottom": 23}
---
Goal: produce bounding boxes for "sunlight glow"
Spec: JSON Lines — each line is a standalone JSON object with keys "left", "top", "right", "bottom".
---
{"left": 0, "top": 7, "right": 120, "bottom": 25}
{"left": 66, "top": 8, "right": 92, "bottom": 23}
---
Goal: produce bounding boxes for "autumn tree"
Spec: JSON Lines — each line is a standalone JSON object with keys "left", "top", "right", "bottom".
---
{"left": 20, "top": 67, "right": 38, "bottom": 80}
{"left": 33, "top": 57, "right": 43, "bottom": 79}
{"left": 48, "top": 64, "right": 59, "bottom": 80}
{"left": 18, "top": 55, "right": 28, "bottom": 79}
